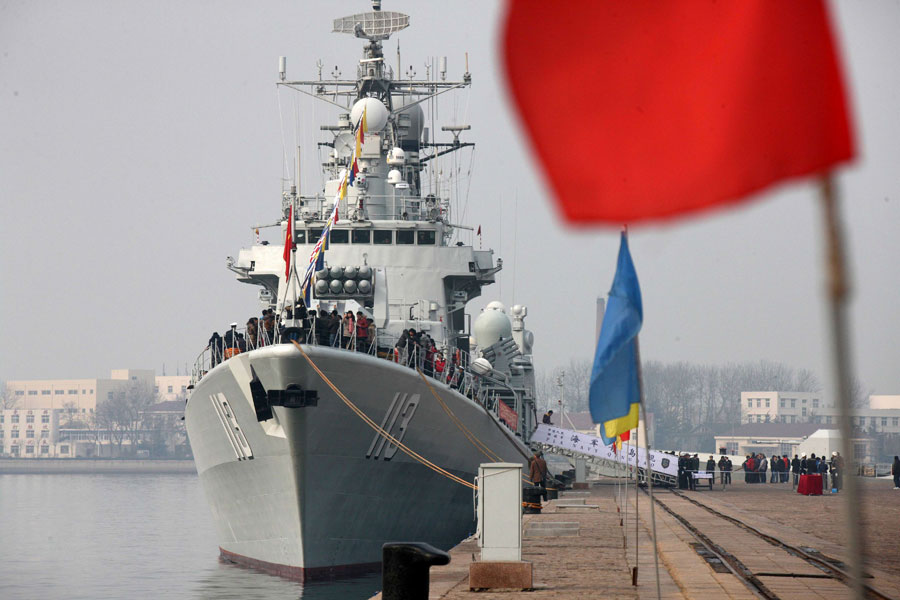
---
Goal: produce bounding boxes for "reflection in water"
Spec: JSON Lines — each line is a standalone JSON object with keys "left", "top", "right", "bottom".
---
{"left": 0, "top": 473, "right": 381, "bottom": 600}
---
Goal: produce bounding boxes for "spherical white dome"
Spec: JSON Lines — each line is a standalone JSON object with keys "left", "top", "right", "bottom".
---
{"left": 485, "top": 300, "right": 506, "bottom": 313}
{"left": 351, "top": 98, "right": 389, "bottom": 132}
{"left": 473, "top": 304, "right": 512, "bottom": 348}
{"left": 387, "top": 169, "right": 402, "bottom": 185}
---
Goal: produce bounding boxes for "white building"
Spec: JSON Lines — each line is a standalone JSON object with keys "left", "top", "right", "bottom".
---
{"left": 742, "top": 392, "right": 900, "bottom": 434}
{"left": 2, "top": 369, "right": 191, "bottom": 458}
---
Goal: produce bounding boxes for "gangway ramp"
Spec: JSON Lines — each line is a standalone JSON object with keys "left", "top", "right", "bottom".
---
{"left": 531, "top": 424, "right": 677, "bottom": 487}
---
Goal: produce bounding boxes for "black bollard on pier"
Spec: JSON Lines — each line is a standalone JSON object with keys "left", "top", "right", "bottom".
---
{"left": 382, "top": 542, "right": 451, "bottom": 600}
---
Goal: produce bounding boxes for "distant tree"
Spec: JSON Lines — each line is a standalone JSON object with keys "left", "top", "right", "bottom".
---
{"left": 95, "top": 381, "right": 158, "bottom": 456}
{"left": 537, "top": 358, "right": 826, "bottom": 449}
{"left": 0, "top": 382, "right": 19, "bottom": 410}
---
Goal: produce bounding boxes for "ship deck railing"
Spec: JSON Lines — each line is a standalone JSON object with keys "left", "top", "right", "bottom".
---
{"left": 284, "top": 193, "right": 442, "bottom": 224}
{"left": 190, "top": 324, "right": 522, "bottom": 436}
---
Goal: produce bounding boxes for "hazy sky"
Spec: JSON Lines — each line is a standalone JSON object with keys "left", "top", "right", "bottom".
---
{"left": 1, "top": 1, "right": 898, "bottom": 399}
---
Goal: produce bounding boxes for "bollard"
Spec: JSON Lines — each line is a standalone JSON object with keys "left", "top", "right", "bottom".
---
{"left": 382, "top": 542, "right": 450, "bottom": 600}
{"left": 545, "top": 479, "right": 559, "bottom": 500}
{"left": 522, "top": 485, "right": 543, "bottom": 514}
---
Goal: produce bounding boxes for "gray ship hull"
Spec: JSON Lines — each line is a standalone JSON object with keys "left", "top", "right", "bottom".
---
{"left": 185, "top": 343, "right": 529, "bottom": 579}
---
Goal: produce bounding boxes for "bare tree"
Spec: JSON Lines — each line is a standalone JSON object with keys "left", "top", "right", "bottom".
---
{"left": 0, "top": 382, "right": 18, "bottom": 410}
{"left": 95, "top": 381, "right": 159, "bottom": 456}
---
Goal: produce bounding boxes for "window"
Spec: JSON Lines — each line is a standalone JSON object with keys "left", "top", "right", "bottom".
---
{"left": 881, "top": 417, "right": 887, "bottom": 427}
{"left": 15, "top": 390, "right": 24, "bottom": 396}
{"left": 54, "top": 390, "right": 64, "bottom": 395}
{"left": 25, "top": 446, "right": 34, "bottom": 454}
{"left": 154, "top": 386, "right": 159, "bottom": 393}
{"left": 329, "top": 229, "right": 349, "bottom": 244}
{"left": 813, "top": 399, "right": 819, "bottom": 408}
{"left": 11, "top": 414, "right": 19, "bottom": 423}
{"left": 756, "top": 399, "right": 761, "bottom": 408}
{"left": 40, "top": 446, "right": 49, "bottom": 455}
{"left": 181, "top": 386, "right": 187, "bottom": 393}
{"left": 60, "top": 445, "right": 69, "bottom": 454}
{"left": 373, "top": 230, "right": 392, "bottom": 245}
{"left": 27, "top": 390, "right": 37, "bottom": 396}
{"left": 292, "top": 229, "right": 306, "bottom": 244}
{"left": 41, "top": 390, "right": 51, "bottom": 395}
{"left": 871, "top": 416, "right": 877, "bottom": 427}
{"left": 26, "top": 414, "right": 34, "bottom": 423}
{"left": 11, "top": 430, "right": 19, "bottom": 438}
{"left": 417, "top": 230, "right": 436, "bottom": 245}
{"left": 168, "top": 386, "right": 173, "bottom": 393}
{"left": 0, "top": 430, "right": 3, "bottom": 438}
{"left": 826, "top": 416, "right": 832, "bottom": 424}
{"left": 853, "top": 443, "right": 866, "bottom": 459}
{"left": 40, "top": 430, "right": 49, "bottom": 439}
{"left": 802, "top": 398, "right": 807, "bottom": 403}
{"left": 68, "top": 389, "right": 77, "bottom": 395}
{"left": 42, "top": 413, "right": 50, "bottom": 423}
{"left": 893, "top": 417, "right": 899, "bottom": 427}
{"left": 352, "top": 230, "right": 371, "bottom": 244}
{"left": 801, "top": 408, "right": 807, "bottom": 417}
{"left": 26, "top": 430, "right": 34, "bottom": 439}
{"left": 308, "top": 229, "right": 322, "bottom": 245}
{"left": 780, "top": 399, "right": 785, "bottom": 408}
{"left": 107, "top": 392, "right": 113, "bottom": 400}
{"left": 747, "top": 399, "right": 752, "bottom": 408}
{"left": 765, "top": 399, "right": 770, "bottom": 407}
{"left": 396, "top": 230, "right": 414, "bottom": 244}
{"left": 0, "top": 415, "right": 3, "bottom": 423}
{"left": 791, "top": 399, "right": 796, "bottom": 408}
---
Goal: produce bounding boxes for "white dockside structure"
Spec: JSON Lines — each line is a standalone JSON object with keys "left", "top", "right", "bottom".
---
{"left": 185, "top": 2, "right": 539, "bottom": 580}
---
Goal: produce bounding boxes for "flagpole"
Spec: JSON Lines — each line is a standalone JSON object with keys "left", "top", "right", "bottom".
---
{"left": 635, "top": 335, "right": 662, "bottom": 599}
{"left": 819, "top": 175, "right": 864, "bottom": 600}
{"left": 633, "top": 419, "right": 639, "bottom": 586}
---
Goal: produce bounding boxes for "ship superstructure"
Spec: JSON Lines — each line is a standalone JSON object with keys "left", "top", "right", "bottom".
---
{"left": 186, "top": 2, "right": 539, "bottom": 579}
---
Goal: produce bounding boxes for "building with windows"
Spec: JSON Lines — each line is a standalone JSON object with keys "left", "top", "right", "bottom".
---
{"left": 741, "top": 392, "right": 900, "bottom": 434}
{"left": 0, "top": 408, "right": 63, "bottom": 457}
{"left": 6, "top": 369, "right": 191, "bottom": 413}
{"left": 3, "top": 369, "right": 190, "bottom": 458}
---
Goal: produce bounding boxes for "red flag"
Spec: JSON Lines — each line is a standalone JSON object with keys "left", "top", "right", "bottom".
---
{"left": 503, "top": 1, "right": 855, "bottom": 224}
{"left": 476, "top": 225, "right": 481, "bottom": 236}
{"left": 283, "top": 204, "right": 293, "bottom": 280}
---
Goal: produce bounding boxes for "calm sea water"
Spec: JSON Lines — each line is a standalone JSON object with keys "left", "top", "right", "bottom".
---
{"left": 0, "top": 473, "right": 381, "bottom": 600}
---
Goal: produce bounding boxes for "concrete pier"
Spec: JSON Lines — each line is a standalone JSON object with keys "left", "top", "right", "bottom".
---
{"left": 372, "top": 476, "right": 900, "bottom": 599}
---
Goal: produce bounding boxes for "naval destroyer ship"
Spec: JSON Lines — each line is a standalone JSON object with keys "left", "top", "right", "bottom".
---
{"left": 185, "top": 1, "right": 539, "bottom": 580}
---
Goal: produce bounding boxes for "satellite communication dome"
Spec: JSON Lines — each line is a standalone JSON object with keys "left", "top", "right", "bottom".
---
{"left": 395, "top": 101, "right": 425, "bottom": 138}
{"left": 351, "top": 98, "right": 389, "bottom": 132}
{"left": 473, "top": 304, "right": 512, "bottom": 348}
{"left": 387, "top": 169, "right": 402, "bottom": 185}
{"left": 485, "top": 300, "right": 506, "bottom": 313}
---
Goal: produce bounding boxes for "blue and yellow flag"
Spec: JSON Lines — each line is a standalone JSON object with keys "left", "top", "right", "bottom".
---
{"left": 589, "top": 232, "right": 643, "bottom": 445}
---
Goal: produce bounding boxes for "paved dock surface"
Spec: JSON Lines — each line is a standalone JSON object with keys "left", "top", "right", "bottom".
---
{"left": 372, "top": 477, "right": 899, "bottom": 599}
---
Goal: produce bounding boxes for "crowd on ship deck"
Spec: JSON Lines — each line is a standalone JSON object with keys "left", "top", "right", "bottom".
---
{"left": 203, "top": 302, "right": 466, "bottom": 389}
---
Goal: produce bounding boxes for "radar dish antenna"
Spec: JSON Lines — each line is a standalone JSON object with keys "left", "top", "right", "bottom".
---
{"left": 333, "top": 10, "right": 409, "bottom": 41}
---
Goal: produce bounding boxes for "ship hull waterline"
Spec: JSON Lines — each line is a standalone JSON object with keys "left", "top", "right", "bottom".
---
{"left": 185, "top": 343, "right": 529, "bottom": 581}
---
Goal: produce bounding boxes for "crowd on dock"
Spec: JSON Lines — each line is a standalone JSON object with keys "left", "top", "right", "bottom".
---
{"left": 675, "top": 451, "right": 846, "bottom": 493}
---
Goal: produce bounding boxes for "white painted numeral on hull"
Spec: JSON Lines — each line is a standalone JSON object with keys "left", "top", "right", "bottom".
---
{"left": 210, "top": 393, "right": 254, "bottom": 460}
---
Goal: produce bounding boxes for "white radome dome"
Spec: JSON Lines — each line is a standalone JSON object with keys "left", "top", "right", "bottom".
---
{"left": 473, "top": 303, "right": 512, "bottom": 348}
{"left": 351, "top": 98, "right": 390, "bottom": 132}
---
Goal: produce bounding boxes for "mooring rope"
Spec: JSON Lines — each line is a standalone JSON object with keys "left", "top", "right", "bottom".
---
{"left": 290, "top": 341, "right": 476, "bottom": 490}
